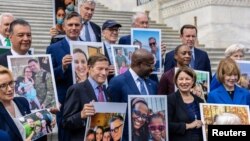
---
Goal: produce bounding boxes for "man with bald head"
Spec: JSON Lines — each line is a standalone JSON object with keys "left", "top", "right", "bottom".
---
{"left": 107, "top": 48, "right": 157, "bottom": 141}
{"left": 0, "top": 13, "right": 14, "bottom": 47}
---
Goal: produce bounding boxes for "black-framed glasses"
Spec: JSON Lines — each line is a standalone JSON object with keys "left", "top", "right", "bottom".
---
{"left": 110, "top": 124, "right": 123, "bottom": 133}
{"left": 148, "top": 124, "right": 165, "bottom": 131}
{"left": 149, "top": 42, "right": 156, "bottom": 46}
{"left": 133, "top": 109, "right": 148, "bottom": 120}
{"left": 0, "top": 81, "right": 15, "bottom": 91}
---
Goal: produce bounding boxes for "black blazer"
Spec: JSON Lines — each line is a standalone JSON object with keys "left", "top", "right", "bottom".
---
{"left": 0, "top": 50, "right": 12, "bottom": 68}
{"left": 90, "top": 21, "right": 101, "bottom": 42}
{"left": 0, "top": 97, "right": 30, "bottom": 141}
{"left": 63, "top": 79, "right": 110, "bottom": 141}
{"left": 167, "top": 91, "right": 204, "bottom": 141}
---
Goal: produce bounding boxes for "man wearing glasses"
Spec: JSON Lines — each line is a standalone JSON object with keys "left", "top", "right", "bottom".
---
{"left": 148, "top": 37, "right": 160, "bottom": 72}
{"left": 109, "top": 115, "right": 124, "bottom": 141}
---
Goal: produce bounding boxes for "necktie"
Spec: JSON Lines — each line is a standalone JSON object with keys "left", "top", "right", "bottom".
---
{"left": 5, "top": 38, "right": 11, "bottom": 47}
{"left": 97, "top": 86, "right": 105, "bottom": 102}
{"left": 137, "top": 78, "right": 147, "bottom": 95}
{"left": 190, "top": 54, "right": 195, "bottom": 68}
{"left": 84, "top": 22, "right": 91, "bottom": 41}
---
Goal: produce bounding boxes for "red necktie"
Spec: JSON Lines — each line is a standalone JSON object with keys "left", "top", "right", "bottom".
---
{"left": 97, "top": 86, "right": 105, "bottom": 102}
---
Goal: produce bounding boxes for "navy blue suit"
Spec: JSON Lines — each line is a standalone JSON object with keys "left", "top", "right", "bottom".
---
{"left": 0, "top": 50, "right": 12, "bottom": 68}
{"left": 0, "top": 130, "right": 11, "bottom": 141}
{"left": 107, "top": 70, "right": 157, "bottom": 141}
{"left": 89, "top": 21, "right": 101, "bottom": 42}
{"left": 164, "top": 47, "right": 212, "bottom": 79}
{"left": 46, "top": 38, "right": 73, "bottom": 141}
{"left": 0, "top": 97, "right": 30, "bottom": 141}
{"left": 118, "top": 35, "right": 131, "bottom": 45}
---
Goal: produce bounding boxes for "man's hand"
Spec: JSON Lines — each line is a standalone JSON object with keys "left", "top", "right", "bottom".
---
{"left": 161, "top": 42, "right": 167, "bottom": 57}
{"left": 62, "top": 55, "right": 72, "bottom": 72}
{"left": 80, "top": 102, "right": 95, "bottom": 119}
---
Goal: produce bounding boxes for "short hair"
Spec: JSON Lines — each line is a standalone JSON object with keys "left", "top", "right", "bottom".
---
{"left": 216, "top": 57, "right": 240, "bottom": 83}
{"left": 131, "top": 97, "right": 148, "bottom": 109}
{"left": 174, "top": 44, "right": 187, "bottom": 55}
{"left": 88, "top": 54, "right": 108, "bottom": 67}
{"left": 174, "top": 66, "right": 196, "bottom": 88}
{"left": 180, "top": 24, "right": 197, "bottom": 35}
{"left": 73, "top": 48, "right": 87, "bottom": 59}
{"left": 79, "top": 0, "right": 96, "bottom": 6}
{"left": 103, "top": 127, "right": 110, "bottom": 133}
{"left": 28, "top": 59, "right": 38, "bottom": 64}
{"left": 224, "top": 43, "right": 245, "bottom": 58}
{"left": 9, "top": 19, "right": 30, "bottom": 34}
{"left": 213, "top": 113, "right": 242, "bottom": 125}
{"left": 64, "top": 12, "right": 82, "bottom": 24}
{"left": 0, "top": 13, "right": 14, "bottom": 25}
{"left": 131, "top": 12, "right": 147, "bottom": 24}
{"left": 87, "top": 129, "right": 95, "bottom": 136}
{"left": 109, "top": 115, "right": 124, "bottom": 124}
{"left": 148, "top": 37, "right": 156, "bottom": 41}
{"left": 0, "top": 65, "right": 13, "bottom": 80}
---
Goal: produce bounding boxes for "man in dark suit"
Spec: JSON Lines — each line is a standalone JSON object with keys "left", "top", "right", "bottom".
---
{"left": 101, "top": 20, "right": 122, "bottom": 81}
{"left": 46, "top": 12, "right": 83, "bottom": 141}
{"left": 107, "top": 48, "right": 158, "bottom": 141}
{"left": 63, "top": 54, "right": 110, "bottom": 141}
{"left": 79, "top": 0, "right": 101, "bottom": 42}
{"left": 0, "top": 19, "right": 31, "bottom": 67}
{"left": 164, "top": 24, "right": 212, "bottom": 78}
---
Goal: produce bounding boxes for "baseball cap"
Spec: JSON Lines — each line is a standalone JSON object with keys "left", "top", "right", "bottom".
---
{"left": 102, "top": 20, "right": 122, "bottom": 30}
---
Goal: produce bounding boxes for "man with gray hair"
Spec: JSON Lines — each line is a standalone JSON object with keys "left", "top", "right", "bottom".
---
{"left": 0, "top": 13, "right": 14, "bottom": 47}
{"left": 79, "top": 0, "right": 101, "bottom": 42}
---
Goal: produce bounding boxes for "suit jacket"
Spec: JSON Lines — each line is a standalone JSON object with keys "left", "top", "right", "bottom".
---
{"left": 168, "top": 91, "right": 204, "bottom": 141}
{"left": 0, "top": 130, "right": 11, "bottom": 141}
{"left": 164, "top": 47, "right": 212, "bottom": 79}
{"left": 118, "top": 35, "right": 131, "bottom": 45}
{"left": 87, "top": 21, "right": 101, "bottom": 42}
{"left": 0, "top": 97, "right": 31, "bottom": 141}
{"left": 63, "top": 79, "right": 110, "bottom": 141}
{"left": 158, "top": 67, "right": 175, "bottom": 95}
{"left": 0, "top": 50, "right": 12, "bottom": 68}
{"left": 207, "top": 85, "right": 250, "bottom": 105}
{"left": 46, "top": 38, "right": 73, "bottom": 104}
{"left": 107, "top": 70, "right": 157, "bottom": 141}
{"left": 103, "top": 43, "right": 115, "bottom": 82}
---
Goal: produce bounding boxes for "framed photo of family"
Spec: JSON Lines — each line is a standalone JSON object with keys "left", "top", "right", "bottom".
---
{"left": 7, "top": 55, "right": 59, "bottom": 111}
{"left": 70, "top": 41, "right": 104, "bottom": 83}
{"left": 19, "top": 109, "right": 54, "bottom": 141}
{"left": 174, "top": 68, "right": 210, "bottom": 101}
{"left": 128, "top": 95, "right": 168, "bottom": 141}
{"left": 84, "top": 102, "right": 127, "bottom": 141}
{"left": 200, "top": 103, "right": 250, "bottom": 141}
{"left": 111, "top": 45, "right": 139, "bottom": 75}
{"left": 236, "top": 60, "right": 250, "bottom": 91}
{"left": 131, "top": 28, "right": 162, "bottom": 74}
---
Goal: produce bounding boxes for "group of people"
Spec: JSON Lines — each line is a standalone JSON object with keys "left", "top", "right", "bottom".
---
{"left": 0, "top": 0, "right": 250, "bottom": 141}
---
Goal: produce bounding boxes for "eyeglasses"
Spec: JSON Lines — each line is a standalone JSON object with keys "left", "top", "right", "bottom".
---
{"left": 148, "top": 125, "right": 165, "bottom": 131}
{"left": 179, "top": 51, "right": 192, "bottom": 56}
{"left": 133, "top": 109, "right": 148, "bottom": 120}
{"left": 0, "top": 81, "right": 15, "bottom": 91}
{"left": 107, "top": 28, "right": 120, "bottom": 32}
{"left": 110, "top": 124, "right": 123, "bottom": 133}
{"left": 149, "top": 42, "right": 156, "bottom": 46}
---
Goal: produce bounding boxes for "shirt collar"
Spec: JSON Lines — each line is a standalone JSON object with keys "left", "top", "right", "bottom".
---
{"left": 129, "top": 68, "right": 140, "bottom": 82}
{"left": 88, "top": 76, "right": 101, "bottom": 90}
{"left": 10, "top": 48, "right": 29, "bottom": 56}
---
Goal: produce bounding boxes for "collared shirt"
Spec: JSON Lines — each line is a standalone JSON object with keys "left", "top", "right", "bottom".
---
{"left": 80, "top": 21, "right": 96, "bottom": 42}
{"left": 189, "top": 47, "right": 195, "bottom": 68}
{"left": 104, "top": 41, "right": 114, "bottom": 65}
{"left": 129, "top": 68, "right": 149, "bottom": 95}
{"left": 65, "top": 36, "right": 80, "bottom": 44}
{"left": 0, "top": 34, "right": 11, "bottom": 46}
{"left": 88, "top": 77, "right": 107, "bottom": 102}
{"left": 10, "top": 48, "right": 29, "bottom": 56}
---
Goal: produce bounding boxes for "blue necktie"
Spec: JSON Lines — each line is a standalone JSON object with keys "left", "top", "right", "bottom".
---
{"left": 190, "top": 54, "right": 195, "bottom": 68}
{"left": 84, "top": 22, "right": 91, "bottom": 41}
{"left": 138, "top": 78, "right": 147, "bottom": 95}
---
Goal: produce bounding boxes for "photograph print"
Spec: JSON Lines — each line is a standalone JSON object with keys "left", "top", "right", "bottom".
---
{"left": 236, "top": 60, "right": 250, "bottom": 91}
{"left": 70, "top": 41, "right": 104, "bottom": 83}
{"left": 200, "top": 103, "right": 250, "bottom": 141}
{"left": 84, "top": 102, "right": 127, "bottom": 141}
{"left": 7, "top": 55, "right": 59, "bottom": 111}
{"left": 131, "top": 28, "right": 162, "bottom": 74}
{"left": 19, "top": 109, "right": 54, "bottom": 141}
{"left": 128, "top": 95, "right": 168, "bottom": 141}
{"left": 111, "top": 45, "right": 139, "bottom": 75}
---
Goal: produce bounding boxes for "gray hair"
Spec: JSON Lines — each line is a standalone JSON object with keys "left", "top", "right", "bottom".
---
{"left": 131, "top": 12, "right": 147, "bottom": 24}
{"left": 79, "top": 0, "right": 96, "bottom": 6}
{"left": 213, "top": 113, "right": 242, "bottom": 125}
{"left": 0, "top": 13, "right": 14, "bottom": 25}
{"left": 224, "top": 43, "right": 245, "bottom": 57}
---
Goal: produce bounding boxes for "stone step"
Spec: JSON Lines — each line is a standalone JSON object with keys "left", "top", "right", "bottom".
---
{"left": 1, "top": 9, "right": 52, "bottom": 15}
{"left": 0, "top": 2, "right": 52, "bottom": 8}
